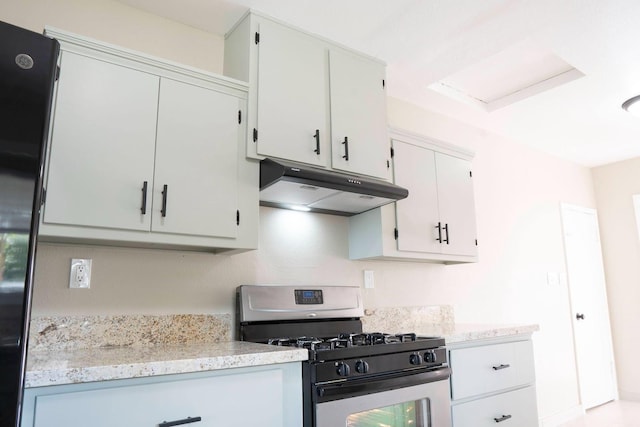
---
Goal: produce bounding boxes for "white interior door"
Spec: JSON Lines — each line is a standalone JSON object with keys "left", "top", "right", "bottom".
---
{"left": 561, "top": 203, "right": 618, "bottom": 409}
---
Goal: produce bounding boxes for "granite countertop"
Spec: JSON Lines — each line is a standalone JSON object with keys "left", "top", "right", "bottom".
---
{"left": 416, "top": 323, "right": 540, "bottom": 344}
{"left": 25, "top": 341, "right": 308, "bottom": 388}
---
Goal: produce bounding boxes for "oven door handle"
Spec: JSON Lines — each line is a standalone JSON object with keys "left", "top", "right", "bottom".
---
{"left": 316, "top": 367, "right": 451, "bottom": 402}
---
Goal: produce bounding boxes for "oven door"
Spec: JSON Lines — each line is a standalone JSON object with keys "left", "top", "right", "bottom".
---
{"left": 314, "top": 368, "right": 452, "bottom": 427}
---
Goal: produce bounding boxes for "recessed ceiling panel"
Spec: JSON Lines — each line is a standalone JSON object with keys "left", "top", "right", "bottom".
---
{"left": 429, "top": 39, "right": 584, "bottom": 111}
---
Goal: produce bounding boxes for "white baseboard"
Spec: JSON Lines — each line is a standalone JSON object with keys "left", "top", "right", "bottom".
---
{"left": 540, "top": 405, "right": 585, "bottom": 427}
{"left": 618, "top": 389, "right": 640, "bottom": 401}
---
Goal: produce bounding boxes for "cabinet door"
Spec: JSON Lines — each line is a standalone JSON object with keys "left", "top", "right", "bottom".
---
{"left": 152, "top": 78, "right": 239, "bottom": 238}
{"left": 329, "top": 49, "right": 389, "bottom": 179}
{"left": 451, "top": 386, "right": 538, "bottom": 427}
{"left": 256, "top": 19, "right": 329, "bottom": 167}
{"left": 32, "top": 369, "right": 285, "bottom": 427}
{"left": 43, "top": 51, "right": 159, "bottom": 231}
{"left": 393, "top": 141, "right": 442, "bottom": 254}
{"left": 435, "top": 153, "right": 478, "bottom": 256}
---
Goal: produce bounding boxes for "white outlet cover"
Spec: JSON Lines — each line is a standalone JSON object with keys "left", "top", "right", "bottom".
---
{"left": 70, "top": 258, "right": 92, "bottom": 289}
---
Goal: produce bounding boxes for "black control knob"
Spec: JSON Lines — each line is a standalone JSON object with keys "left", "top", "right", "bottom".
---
{"left": 336, "top": 362, "right": 351, "bottom": 377}
{"left": 355, "top": 360, "right": 369, "bottom": 374}
{"left": 424, "top": 350, "right": 437, "bottom": 363}
{"left": 409, "top": 353, "right": 423, "bottom": 365}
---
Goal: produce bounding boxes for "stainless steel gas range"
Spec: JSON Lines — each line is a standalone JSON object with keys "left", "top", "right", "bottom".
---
{"left": 237, "top": 285, "right": 452, "bottom": 427}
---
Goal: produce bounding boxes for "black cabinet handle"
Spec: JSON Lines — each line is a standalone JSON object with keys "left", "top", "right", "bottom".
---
{"left": 576, "top": 313, "right": 585, "bottom": 320}
{"left": 443, "top": 223, "right": 449, "bottom": 244}
{"left": 494, "top": 414, "right": 512, "bottom": 423}
{"left": 435, "top": 222, "right": 442, "bottom": 243}
{"left": 159, "top": 416, "right": 202, "bottom": 427}
{"left": 492, "top": 364, "right": 511, "bottom": 371}
{"left": 342, "top": 136, "right": 349, "bottom": 161}
{"left": 140, "top": 181, "right": 148, "bottom": 215}
{"left": 313, "top": 129, "right": 320, "bottom": 155}
{"left": 161, "top": 184, "right": 168, "bottom": 217}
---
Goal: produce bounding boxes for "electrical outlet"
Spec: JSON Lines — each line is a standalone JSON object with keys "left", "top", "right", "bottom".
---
{"left": 69, "top": 258, "right": 92, "bottom": 289}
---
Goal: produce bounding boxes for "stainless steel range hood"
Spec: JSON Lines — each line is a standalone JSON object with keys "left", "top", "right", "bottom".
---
{"left": 259, "top": 158, "right": 408, "bottom": 216}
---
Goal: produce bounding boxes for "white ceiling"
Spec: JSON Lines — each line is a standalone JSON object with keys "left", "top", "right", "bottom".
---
{"left": 117, "top": 0, "right": 640, "bottom": 167}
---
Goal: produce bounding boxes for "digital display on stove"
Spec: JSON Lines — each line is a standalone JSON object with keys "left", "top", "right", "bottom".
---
{"left": 295, "top": 289, "right": 323, "bottom": 304}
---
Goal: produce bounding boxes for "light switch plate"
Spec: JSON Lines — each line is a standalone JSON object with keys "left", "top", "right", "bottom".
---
{"left": 364, "top": 270, "right": 375, "bottom": 289}
{"left": 70, "top": 258, "right": 92, "bottom": 289}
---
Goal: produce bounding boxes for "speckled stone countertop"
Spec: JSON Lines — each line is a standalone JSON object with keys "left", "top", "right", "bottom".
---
{"left": 25, "top": 314, "right": 307, "bottom": 388}
{"left": 25, "top": 341, "right": 308, "bottom": 388}
{"left": 415, "top": 323, "right": 539, "bottom": 344}
{"left": 362, "top": 307, "right": 538, "bottom": 343}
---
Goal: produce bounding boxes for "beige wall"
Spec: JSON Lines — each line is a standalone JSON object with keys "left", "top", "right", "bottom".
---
{"left": 0, "top": 0, "right": 224, "bottom": 73}
{"left": 592, "top": 157, "right": 640, "bottom": 401}
{"left": 2, "top": 1, "right": 601, "bottom": 423}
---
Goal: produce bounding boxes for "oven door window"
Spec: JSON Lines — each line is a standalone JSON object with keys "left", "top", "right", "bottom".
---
{"left": 347, "top": 399, "right": 427, "bottom": 426}
{"left": 315, "top": 380, "right": 451, "bottom": 427}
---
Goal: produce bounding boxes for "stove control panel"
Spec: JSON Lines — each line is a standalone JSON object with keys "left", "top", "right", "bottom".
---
{"left": 295, "top": 289, "right": 323, "bottom": 305}
{"left": 317, "top": 347, "right": 448, "bottom": 382}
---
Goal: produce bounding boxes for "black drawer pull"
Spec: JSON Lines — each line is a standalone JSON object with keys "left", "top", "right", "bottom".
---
{"left": 159, "top": 416, "right": 202, "bottom": 427}
{"left": 140, "top": 181, "right": 148, "bottom": 214}
{"left": 443, "top": 223, "right": 449, "bottom": 244}
{"left": 161, "top": 184, "right": 168, "bottom": 217}
{"left": 313, "top": 129, "right": 320, "bottom": 155}
{"left": 494, "top": 414, "right": 512, "bottom": 423}
{"left": 492, "top": 364, "right": 511, "bottom": 371}
{"left": 435, "top": 222, "right": 442, "bottom": 242}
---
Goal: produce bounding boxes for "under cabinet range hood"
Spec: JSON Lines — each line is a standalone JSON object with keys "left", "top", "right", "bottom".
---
{"left": 259, "top": 158, "right": 409, "bottom": 216}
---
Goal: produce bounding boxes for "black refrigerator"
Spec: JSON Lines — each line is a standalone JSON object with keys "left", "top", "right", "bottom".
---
{"left": 0, "top": 21, "right": 59, "bottom": 427}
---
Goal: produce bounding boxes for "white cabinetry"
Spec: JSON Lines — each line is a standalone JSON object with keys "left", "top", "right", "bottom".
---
{"left": 449, "top": 336, "right": 539, "bottom": 427}
{"left": 349, "top": 129, "right": 478, "bottom": 263}
{"left": 22, "top": 363, "right": 302, "bottom": 427}
{"left": 39, "top": 29, "right": 258, "bottom": 252}
{"left": 224, "top": 11, "right": 390, "bottom": 180}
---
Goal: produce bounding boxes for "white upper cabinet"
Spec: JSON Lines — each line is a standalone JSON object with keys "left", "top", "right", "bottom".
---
{"left": 40, "top": 29, "right": 258, "bottom": 253}
{"left": 394, "top": 140, "right": 441, "bottom": 254}
{"left": 224, "top": 11, "right": 390, "bottom": 180}
{"left": 349, "top": 129, "right": 478, "bottom": 264}
{"left": 329, "top": 49, "right": 389, "bottom": 179}
{"left": 254, "top": 19, "right": 329, "bottom": 167}
{"left": 44, "top": 51, "right": 159, "bottom": 232}
{"left": 153, "top": 78, "right": 240, "bottom": 239}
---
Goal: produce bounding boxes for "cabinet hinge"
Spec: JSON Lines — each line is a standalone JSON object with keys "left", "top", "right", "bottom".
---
{"left": 255, "top": 32, "right": 260, "bottom": 44}
{"left": 253, "top": 128, "right": 258, "bottom": 142}
{"left": 390, "top": 147, "right": 395, "bottom": 158}
{"left": 238, "top": 110, "right": 242, "bottom": 124}
{"left": 237, "top": 210, "right": 240, "bottom": 226}
{"left": 41, "top": 187, "right": 46, "bottom": 206}
{"left": 394, "top": 228, "right": 399, "bottom": 240}
{"left": 55, "top": 65, "right": 60, "bottom": 81}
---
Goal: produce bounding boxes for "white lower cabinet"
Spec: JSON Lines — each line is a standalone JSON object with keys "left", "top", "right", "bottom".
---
{"left": 449, "top": 336, "right": 539, "bottom": 427}
{"left": 452, "top": 386, "right": 538, "bottom": 427}
{"left": 22, "top": 363, "right": 302, "bottom": 427}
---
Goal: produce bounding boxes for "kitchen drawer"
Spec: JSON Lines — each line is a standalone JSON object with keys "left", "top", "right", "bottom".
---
{"left": 452, "top": 386, "right": 538, "bottom": 427}
{"left": 31, "top": 369, "right": 284, "bottom": 427}
{"left": 449, "top": 340, "right": 535, "bottom": 400}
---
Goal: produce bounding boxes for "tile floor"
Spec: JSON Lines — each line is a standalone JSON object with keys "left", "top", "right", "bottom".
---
{"left": 559, "top": 401, "right": 640, "bottom": 426}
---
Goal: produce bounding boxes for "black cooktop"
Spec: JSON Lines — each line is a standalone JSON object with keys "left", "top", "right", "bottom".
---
{"left": 267, "top": 332, "right": 445, "bottom": 362}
